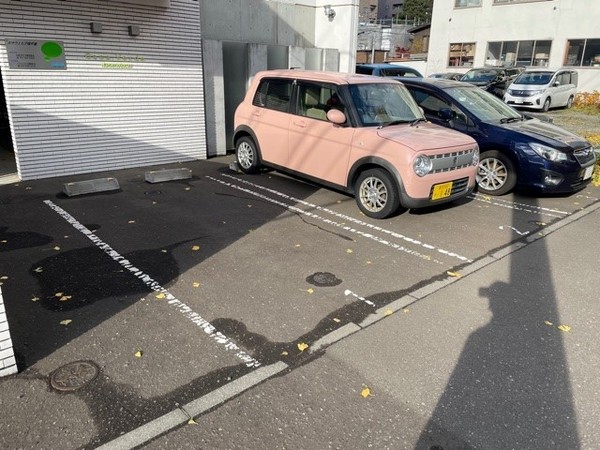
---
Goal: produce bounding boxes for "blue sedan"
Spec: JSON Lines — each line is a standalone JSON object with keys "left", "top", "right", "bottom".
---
{"left": 401, "top": 78, "right": 596, "bottom": 195}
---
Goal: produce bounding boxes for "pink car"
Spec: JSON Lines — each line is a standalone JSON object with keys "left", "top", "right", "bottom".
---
{"left": 233, "top": 70, "right": 479, "bottom": 219}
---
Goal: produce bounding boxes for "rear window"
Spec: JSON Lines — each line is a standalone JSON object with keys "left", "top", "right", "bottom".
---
{"left": 356, "top": 66, "right": 374, "bottom": 75}
{"left": 252, "top": 78, "right": 292, "bottom": 112}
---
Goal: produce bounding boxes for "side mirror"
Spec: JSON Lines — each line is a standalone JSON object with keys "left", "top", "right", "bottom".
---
{"left": 554, "top": 81, "right": 560, "bottom": 87}
{"left": 327, "top": 109, "right": 346, "bottom": 125}
{"left": 438, "top": 108, "right": 456, "bottom": 122}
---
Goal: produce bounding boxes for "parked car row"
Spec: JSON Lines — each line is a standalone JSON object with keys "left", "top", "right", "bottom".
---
{"left": 233, "top": 69, "right": 596, "bottom": 219}
{"left": 428, "top": 66, "right": 579, "bottom": 112}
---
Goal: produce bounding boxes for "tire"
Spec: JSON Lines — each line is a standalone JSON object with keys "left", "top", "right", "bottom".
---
{"left": 566, "top": 95, "right": 574, "bottom": 109}
{"left": 476, "top": 150, "right": 517, "bottom": 196}
{"left": 542, "top": 97, "right": 551, "bottom": 112}
{"left": 235, "top": 136, "right": 261, "bottom": 174}
{"left": 354, "top": 168, "right": 400, "bottom": 219}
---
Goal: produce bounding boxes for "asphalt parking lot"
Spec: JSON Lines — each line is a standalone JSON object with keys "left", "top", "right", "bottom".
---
{"left": 1, "top": 154, "right": 599, "bottom": 448}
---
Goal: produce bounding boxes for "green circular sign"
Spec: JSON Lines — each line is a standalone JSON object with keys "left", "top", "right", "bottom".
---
{"left": 41, "top": 41, "right": 63, "bottom": 61}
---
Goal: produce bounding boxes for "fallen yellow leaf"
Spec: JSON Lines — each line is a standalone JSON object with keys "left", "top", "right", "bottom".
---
{"left": 403, "top": 308, "right": 410, "bottom": 314}
{"left": 161, "top": 249, "right": 167, "bottom": 253}
{"left": 128, "top": 220, "right": 136, "bottom": 224}
{"left": 134, "top": 350, "right": 143, "bottom": 358}
{"left": 333, "top": 318, "right": 341, "bottom": 323}
{"left": 297, "top": 342, "right": 309, "bottom": 352}
{"left": 306, "top": 288, "right": 314, "bottom": 294}
{"left": 31, "top": 296, "right": 40, "bottom": 302}
{"left": 281, "top": 351, "right": 289, "bottom": 356}
{"left": 544, "top": 320, "right": 553, "bottom": 326}
{"left": 185, "top": 187, "right": 191, "bottom": 191}
{"left": 0, "top": 276, "right": 8, "bottom": 280}
{"left": 346, "top": 249, "right": 353, "bottom": 254}
{"left": 361, "top": 387, "right": 372, "bottom": 398}
{"left": 55, "top": 292, "right": 64, "bottom": 297}
{"left": 192, "top": 282, "right": 201, "bottom": 288}
{"left": 366, "top": 260, "right": 372, "bottom": 265}
{"left": 59, "top": 295, "right": 72, "bottom": 302}
{"left": 191, "top": 245, "right": 200, "bottom": 251}
{"left": 295, "top": 244, "right": 301, "bottom": 248}
{"left": 0, "top": 240, "right": 7, "bottom": 243}
{"left": 188, "top": 418, "right": 197, "bottom": 424}
{"left": 156, "top": 293, "right": 166, "bottom": 299}
{"left": 59, "top": 319, "right": 72, "bottom": 326}
{"left": 34, "top": 267, "right": 43, "bottom": 273}
{"left": 383, "top": 309, "right": 394, "bottom": 316}
{"left": 53, "top": 246, "right": 61, "bottom": 251}
{"left": 447, "top": 271, "right": 461, "bottom": 278}
{"left": 558, "top": 325, "right": 571, "bottom": 332}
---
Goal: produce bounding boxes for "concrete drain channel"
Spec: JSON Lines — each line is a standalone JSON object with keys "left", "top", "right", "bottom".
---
{"left": 50, "top": 360, "right": 100, "bottom": 392}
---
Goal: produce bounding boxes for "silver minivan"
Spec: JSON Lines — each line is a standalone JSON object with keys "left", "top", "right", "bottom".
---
{"left": 504, "top": 69, "right": 578, "bottom": 111}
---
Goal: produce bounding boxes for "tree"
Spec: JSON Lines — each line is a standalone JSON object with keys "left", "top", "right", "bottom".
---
{"left": 400, "top": 0, "right": 433, "bottom": 22}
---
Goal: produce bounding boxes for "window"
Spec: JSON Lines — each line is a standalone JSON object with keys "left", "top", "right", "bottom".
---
{"left": 493, "top": 0, "right": 551, "bottom": 4}
{"left": 408, "top": 87, "right": 468, "bottom": 125}
{"left": 296, "top": 83, "right": 344, "bottom": 121}
{"left": 564, "top": 39, "right": 600, "bottom": 67}
{"left": 252, "top": 78, "right": 292, "bottom": 112}
{"left": 486, "top": 40, "right": 551, "bottom": 67}
{"left": 455, "top": 0, "right": 481, "bottom": 7}
{"left": 448, "top": 43, "right": 475, "bottom": 67}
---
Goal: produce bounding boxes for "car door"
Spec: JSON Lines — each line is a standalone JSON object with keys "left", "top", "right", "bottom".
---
{"left": 249, "top": 78, "right": 293, "bottom": 167}
{"left": 287, "top": 81, "right": 354, "bottom": 187}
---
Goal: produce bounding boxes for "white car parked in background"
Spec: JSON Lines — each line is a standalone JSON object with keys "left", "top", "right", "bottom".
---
{"left": 503, "top": 69, "right": 578, "bottom": 112}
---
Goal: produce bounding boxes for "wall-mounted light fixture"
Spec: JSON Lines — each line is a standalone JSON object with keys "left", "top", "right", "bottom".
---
{"left": 128, "top": 25, "right": 140, "bottom": 36}
{"left": 324, "top": 5, "right": 336, "bottom": 21}
{"left": 90, "top": 22, "right": 103, "bottom": 34}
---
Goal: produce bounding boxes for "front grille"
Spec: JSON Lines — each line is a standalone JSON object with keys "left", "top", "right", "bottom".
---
{"left": 573, "top": 146, "right": 596, "bottom": 166}
{"left": 430, "top": 148, "right": 477, "bottom": 174}
{"left": 508, "top": 90, "right": 534, "bottom": 97}
{"left": 429, "top": 177, "right": 469, "bottom": 198}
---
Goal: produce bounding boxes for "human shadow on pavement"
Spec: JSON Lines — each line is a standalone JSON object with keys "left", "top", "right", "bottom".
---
{"left": 415, "top": 197, "right": 579, "bottom": 449}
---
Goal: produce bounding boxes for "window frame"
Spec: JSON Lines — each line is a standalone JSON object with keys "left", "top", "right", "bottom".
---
{"left": 564, "top": 38, "right": 600, "bottom": 67}
{"left": 448, "top": 42, "right": 476, "bottom": 67}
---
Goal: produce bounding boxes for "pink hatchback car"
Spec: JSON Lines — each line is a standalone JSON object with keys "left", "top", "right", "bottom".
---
{"left": 233, "top": 70, "right": 479, "bottom": 219}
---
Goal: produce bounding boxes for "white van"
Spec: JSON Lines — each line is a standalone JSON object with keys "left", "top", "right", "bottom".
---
{"left": 504, "top": 69, "right": 578, "bottom": 112}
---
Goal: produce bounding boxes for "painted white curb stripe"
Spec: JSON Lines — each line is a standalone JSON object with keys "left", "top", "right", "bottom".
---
{"left": 44, "top": 200, "right": 261, "bottom": 368}
{"left": 97, "top": 362, "right": 288, "bottom": 450}
{"left": 208, "top": 175, "right": 471, "bottom": 265}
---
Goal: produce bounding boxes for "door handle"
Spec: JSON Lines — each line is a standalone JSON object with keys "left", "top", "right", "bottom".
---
{"left": 293, "top": 120, "right": 307, "bottom": 128}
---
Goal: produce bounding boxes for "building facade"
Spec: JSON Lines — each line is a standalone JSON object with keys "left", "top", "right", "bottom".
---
{"left": 0, "top": 0, "right": 206, "bottom": 181}
{"left": 427, "top": 0, "right": 600, "bottom": 92}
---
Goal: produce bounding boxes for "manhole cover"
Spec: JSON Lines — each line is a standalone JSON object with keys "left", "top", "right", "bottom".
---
{"left": 306, "top": 272, "right": 342, "bottom": 287}
{"left": 50, "top": 360, "right": 100, "bottom": 392}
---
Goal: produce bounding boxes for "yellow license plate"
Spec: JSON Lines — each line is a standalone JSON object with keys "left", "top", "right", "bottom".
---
{"left": 431, "top": 182, "right": 453, "bottom": 200}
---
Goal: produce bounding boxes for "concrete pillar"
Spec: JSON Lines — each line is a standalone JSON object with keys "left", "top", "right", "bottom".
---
{"left": 289, "top": 46, "right": 306, "bottom": 69}
{"left": 202, "top": 39, "right": 227, "bottom": 157}
{"left": 248, "top": 44, "right": 268, "bottom": 87}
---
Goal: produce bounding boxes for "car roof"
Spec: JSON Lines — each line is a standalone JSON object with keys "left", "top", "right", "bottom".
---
{"left": 254, "top": 69, "right": 402, "bottom": 85}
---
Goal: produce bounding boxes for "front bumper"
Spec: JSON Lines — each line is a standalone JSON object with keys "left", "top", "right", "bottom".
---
{"left": 504, "top": 92, "right": 544, "bottom": 109}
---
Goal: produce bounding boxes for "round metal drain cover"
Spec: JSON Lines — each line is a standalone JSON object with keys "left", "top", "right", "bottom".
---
{"left": 50, "top": 360, "right": 99, "bottom": 392}
{"left": 306, "top": 272, "right": 342, "bottom": 287}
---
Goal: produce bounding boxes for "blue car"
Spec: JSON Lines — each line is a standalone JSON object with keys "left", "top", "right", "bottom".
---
{"left": 401, "top": 78, "right": 596, "bottom": 195}
{"left": 356, "top": 62, "right": 423, "bottom": 79}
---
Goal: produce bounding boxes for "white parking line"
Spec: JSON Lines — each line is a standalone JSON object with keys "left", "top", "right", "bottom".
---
{"left": 469, "top": 193, "right": 569, "bottom": 217}
{"left": 211, "top": 174, "right": 473, "bottom": 264}
{"left": 43, "top": 200, "right": 262, "bottom": 368}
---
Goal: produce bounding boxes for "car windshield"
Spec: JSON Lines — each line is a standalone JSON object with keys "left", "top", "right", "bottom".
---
{"left": 349, "top": 82, "right": 424, "bottom": 127}
{"left": 461, "top": 69, "right": 500, "bottom": 82}
{"left": 513, "top": 72, "right": 553, "bottom": 85}
{"left": 445, "top": 86, "right": 522, "bottom": 122}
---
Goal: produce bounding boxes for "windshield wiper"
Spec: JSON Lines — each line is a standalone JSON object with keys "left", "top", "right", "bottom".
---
{"left": 500, "top": 116, "right": 523, "bottom": 124}
{"left": 410, "top": 117, "right": 427, "bottom": 127}
{"left": 379, "top": 119, "right": 413, "bottom": 128}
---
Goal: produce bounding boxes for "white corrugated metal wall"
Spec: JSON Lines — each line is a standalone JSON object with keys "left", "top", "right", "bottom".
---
{"left": 0, "top": 0, "right": 205, "bottom": 180}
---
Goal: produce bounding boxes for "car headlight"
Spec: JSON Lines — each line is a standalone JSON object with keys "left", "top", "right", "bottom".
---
{"left": 413, "top": 155, "right": 432, "bottom": 177}
{"left": 472, "top": 145, "right": 480, "bottom": 166}
{"left": 530, "top": 142, "right": 568, "bottom": 162}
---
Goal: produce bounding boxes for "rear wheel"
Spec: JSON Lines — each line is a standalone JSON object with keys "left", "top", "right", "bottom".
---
{"left": 355, "top": 169, "right": 400, "bottom": 219}
{"left": 235, "top": 137, "right": 261, "bottom": 174}
{"left": 476, "top": 150, "right": 517, "bottom": 196}
{"left": 566, "top": 95, "right": 574, "bottom": 109}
